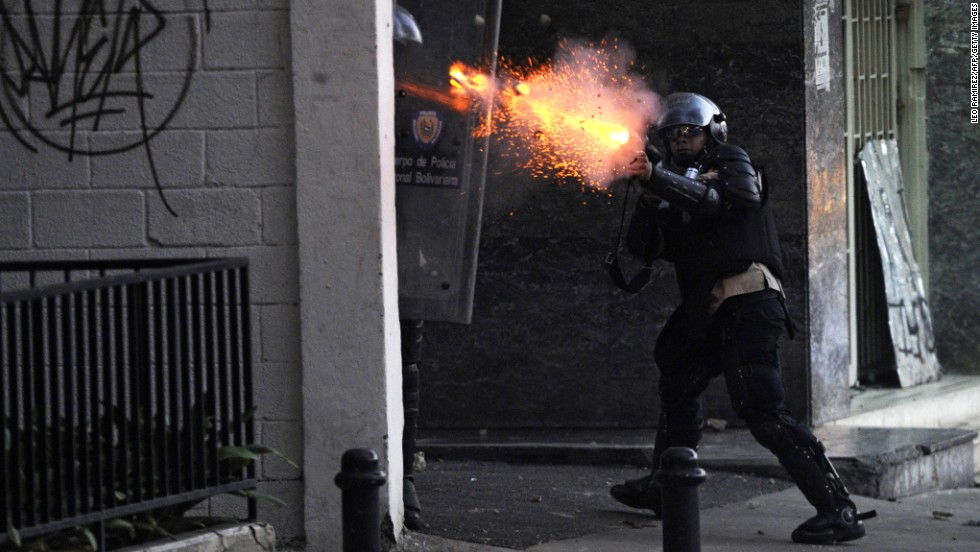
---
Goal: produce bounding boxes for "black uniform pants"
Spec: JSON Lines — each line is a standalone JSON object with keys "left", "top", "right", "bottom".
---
{"left": 651, "top": 290, "right": 839, "bottom": 512}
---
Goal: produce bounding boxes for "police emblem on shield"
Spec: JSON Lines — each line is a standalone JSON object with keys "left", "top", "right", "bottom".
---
{"left": 413, "top": 110, "right": 443, "bottom": 149}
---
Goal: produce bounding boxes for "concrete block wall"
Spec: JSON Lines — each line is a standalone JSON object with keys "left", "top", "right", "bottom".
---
{"left": 0, "top": 1, "right": 304, "bottom": 544}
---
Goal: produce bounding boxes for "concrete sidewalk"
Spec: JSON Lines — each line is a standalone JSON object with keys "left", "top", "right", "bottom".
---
{"left": 531, "top": 487, "right": 980, "bottom": 551}
{"left": 403, "top": 425, "right": 979, "bottom": 550}
{"left": 404, "top": 485, "right": 980, "bottom": 551}
{"left": 417, "top": 426, "right": 977, "bottom": 500}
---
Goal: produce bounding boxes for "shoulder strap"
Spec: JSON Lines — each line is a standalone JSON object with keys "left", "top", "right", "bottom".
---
{"left": 604, "top": 181, "right": 656, "bottom": 293}
{"left": 604, "top": 251, "right": 654, "bottom": 293}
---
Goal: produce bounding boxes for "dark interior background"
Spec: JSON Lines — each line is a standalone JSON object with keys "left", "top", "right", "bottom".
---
{"left": 420, "top": 0, "right": 811, "bottom": 430}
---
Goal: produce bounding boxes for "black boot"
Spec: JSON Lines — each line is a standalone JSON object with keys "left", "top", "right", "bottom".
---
{"left": 611, "top": 415, "right": 701, "bottom": 516}
{"left": 609, "top": 472, "right": 662, "bottom": 516}
{"left": 749, "top": 417, "right": 875, "bottom": 545}
{"left": 792, "top": 498, "right": 876, "bottom": 544}
{"left": 403, "top": 475, "right": 422, "bottom": 530}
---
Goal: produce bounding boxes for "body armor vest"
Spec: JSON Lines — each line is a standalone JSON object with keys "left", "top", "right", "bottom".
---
{"left": 652, "top": 145, "right": 785, "bottom": 301}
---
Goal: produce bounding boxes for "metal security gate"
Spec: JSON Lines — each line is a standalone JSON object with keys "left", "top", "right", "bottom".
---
{"left": 844, "top": 0, "right": 928, "bottom": 385}
{"left": 0, "top": 259, "right": 256, "bottom": 549}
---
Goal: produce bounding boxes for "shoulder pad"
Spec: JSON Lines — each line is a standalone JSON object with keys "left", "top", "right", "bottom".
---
{"left": 711, "top": 144, "right": 760, "bottom": 208}
{"left": 712, "top": 144, "right": 755, "bottom": 175}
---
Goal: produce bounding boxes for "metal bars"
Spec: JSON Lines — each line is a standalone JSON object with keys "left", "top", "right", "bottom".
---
{"left": 844, "top": 0, "right": 900, "bottom": 382}
{"left": 0, "top": 258, "right": 255, "bottom": 548}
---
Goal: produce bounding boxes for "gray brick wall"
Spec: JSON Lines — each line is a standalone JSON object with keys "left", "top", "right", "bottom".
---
{"left": 0, "top": 2, "right": 303, "bottom": 543}
{"left": 0, "top": 192, "right": 30, "bottom": 248}
{"left": 33, "top": 191, "right": 146, "bottom": 247}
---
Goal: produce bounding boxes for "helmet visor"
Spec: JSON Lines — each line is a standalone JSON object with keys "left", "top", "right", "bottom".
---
{"left": 659, "top": 125, "right": 706, "bottom": 141}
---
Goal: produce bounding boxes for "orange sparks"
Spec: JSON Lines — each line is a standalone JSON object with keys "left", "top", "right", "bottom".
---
{"left": 450, "top": 62, "right": 492, "bottom": 95}
{"left": 445, "top": 38, "right": 661, "bottom": 189}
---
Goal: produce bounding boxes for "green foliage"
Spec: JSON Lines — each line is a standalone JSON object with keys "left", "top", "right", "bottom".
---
{"left": 4, "top": 524, "right": 19, "bottom": 548}
{"left": 2, "top": 400, "right": 296, "bottom": 551}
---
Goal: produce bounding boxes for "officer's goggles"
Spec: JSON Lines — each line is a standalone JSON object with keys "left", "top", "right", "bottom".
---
{"left": 660, "top": 125, "right": 705, "bottom": 141}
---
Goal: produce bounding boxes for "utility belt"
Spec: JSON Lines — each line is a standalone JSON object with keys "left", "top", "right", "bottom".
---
{"left": 716, "top": 288, "right": 780, "bottom": 310}
{"left": 713, "top": 289, "right": 797, "bottom": 339}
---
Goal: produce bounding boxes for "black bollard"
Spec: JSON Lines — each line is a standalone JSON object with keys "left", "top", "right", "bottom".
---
{"left": 335, "top": 448, "right": 388, "bottom": 552}
{"left": 655, "top": 447, "right": 707, "bottom": 552}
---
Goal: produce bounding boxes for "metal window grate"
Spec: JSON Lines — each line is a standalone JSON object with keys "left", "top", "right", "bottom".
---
{"left": 845, "top": 0, "right": 899, "bottom": 383}
{"left": 0, "top": 258, "right": 256, "bottom": 550}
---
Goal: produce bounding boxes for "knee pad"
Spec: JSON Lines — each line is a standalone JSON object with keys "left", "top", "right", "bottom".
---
{"left": 400, "top": 319, "right": 424, "bottom": 364}
{"left": 746, "top": 412, "right": 817, "bottom": 454}
{"left": 403, "top": 363, "right": 419, "bottom": 411}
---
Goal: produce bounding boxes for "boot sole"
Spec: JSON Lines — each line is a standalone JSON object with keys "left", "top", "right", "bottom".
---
{"left": 404, "top": 508, "right": 422, "bottom": 530}
{"left": 792, "top": 524, "right": 866, "bottom": 545}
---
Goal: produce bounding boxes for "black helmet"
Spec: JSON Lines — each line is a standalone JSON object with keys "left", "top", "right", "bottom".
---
{"left": 656, "top": 93, "right": 727, "bottom": 143}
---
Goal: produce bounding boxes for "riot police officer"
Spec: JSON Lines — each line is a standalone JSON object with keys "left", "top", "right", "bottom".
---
{"left": 609, "top": 92, "right": 875, "bottom": 545}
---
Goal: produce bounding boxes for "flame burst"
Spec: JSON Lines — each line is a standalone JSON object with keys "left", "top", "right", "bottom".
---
{"left": 450, "top": 38, "right": 660, "bottom": 189}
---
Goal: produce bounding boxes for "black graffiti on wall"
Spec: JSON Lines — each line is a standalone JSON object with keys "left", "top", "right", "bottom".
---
{"left": 0, "top": 1, "right": 212, "bottom": 215}
{"left": 889, "top": 295, "right": 936, "bottom": 362}
{"left": 876, "top": 186, "right": 937, "bottom": 364}
{"left": 860, "top": 140, "right": 941, "bottom": 386}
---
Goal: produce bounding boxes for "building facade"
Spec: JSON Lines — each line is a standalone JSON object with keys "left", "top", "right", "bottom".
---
{"left": 0, "top": 1, "right": 401, "bottom": 550}
{"left": 1, "top": 1, "right": 976, "bottom": 550}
